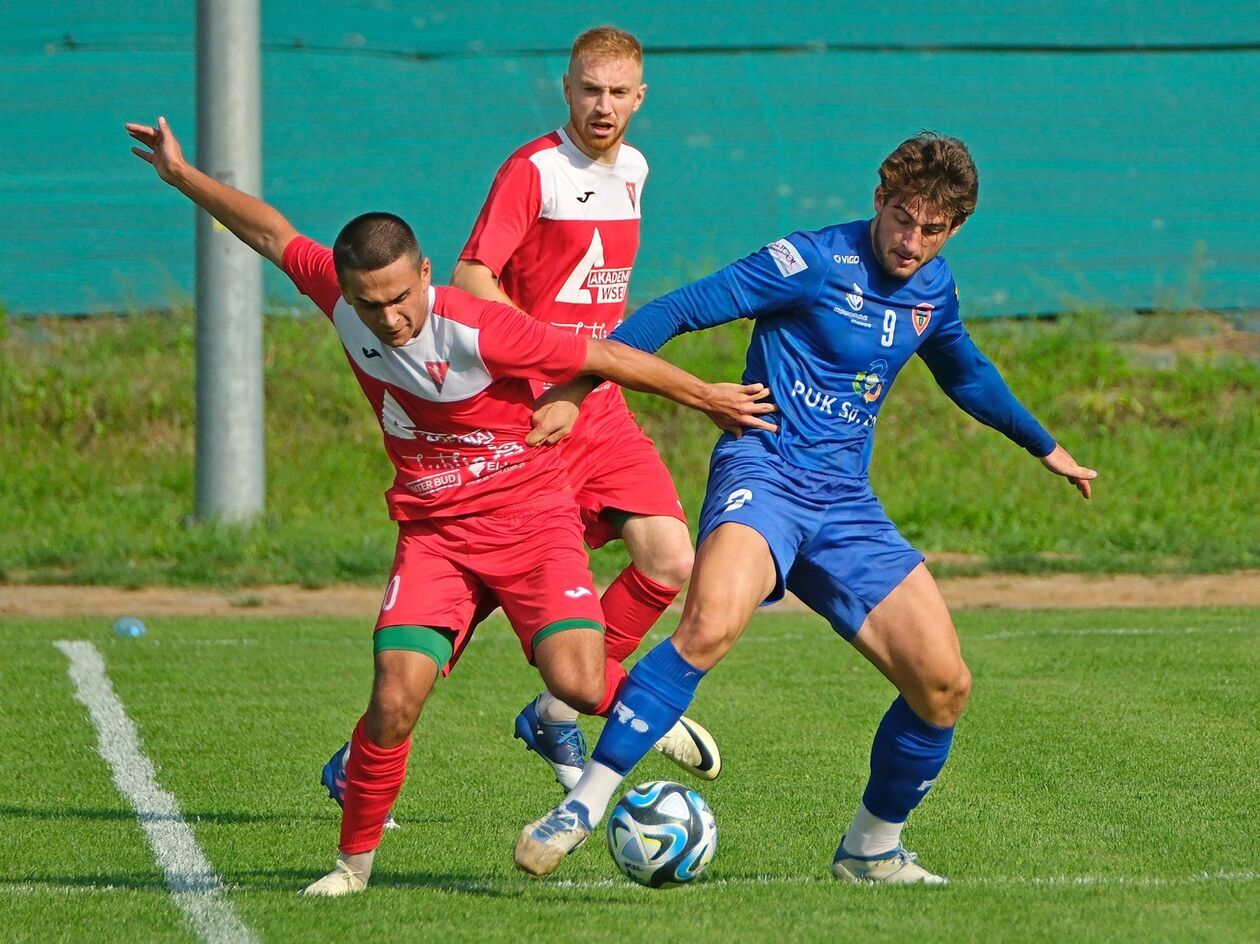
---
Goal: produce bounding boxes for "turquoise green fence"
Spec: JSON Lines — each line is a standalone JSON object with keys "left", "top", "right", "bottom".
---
{"left": 3, "top": 3, "right": 1258, "bottom": 316}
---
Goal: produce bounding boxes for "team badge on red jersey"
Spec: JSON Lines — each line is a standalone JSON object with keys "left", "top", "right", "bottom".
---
{"left": 625, "top": 182, "right": 637, "bottom": 210}
{"left": 425, "top": 360, "right": 450, "bottom": 390}
{"left": 912, "top": 303, "right": 933, "bottom": 335}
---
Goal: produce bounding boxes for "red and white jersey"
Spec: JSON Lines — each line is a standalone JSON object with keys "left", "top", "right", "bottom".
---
{"left": 459, "top": 128, "right": 648, "bottom": 428}
{"left": 281, "top": 236, "right": 587, "bottom": 520}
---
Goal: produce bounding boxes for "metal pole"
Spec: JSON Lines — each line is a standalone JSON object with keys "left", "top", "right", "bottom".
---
{"left": 194, "top": 0, "right": 264, "bottom": 523}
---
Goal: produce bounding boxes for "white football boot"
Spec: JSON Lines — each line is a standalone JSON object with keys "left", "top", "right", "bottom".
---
{"left": 300, "top": 858, "right": 369, "bottom": 897}
{"left": 653, "top": 715, "right": 722, "bottom": 780}
{"left": 831, "top": 839, "right": 949, "bottom": 886}
{"left": 514, "top": 799, "right": 592, "bottom": 877}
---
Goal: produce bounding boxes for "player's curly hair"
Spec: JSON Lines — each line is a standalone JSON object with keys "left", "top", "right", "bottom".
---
{"left": 878, "top": 132, "right": 978, "bottom": 227}
{"left": 570, "top": 26, "right": 643, "bottom": 68}
{"left": 333, "top": 212, "right": 422, "bottom": 275}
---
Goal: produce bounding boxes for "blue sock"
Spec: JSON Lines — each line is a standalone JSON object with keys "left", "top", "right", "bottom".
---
{"left": 591, "top": 639, "right": 706, "bottom": 776}
{"left": 861, "top": 696, "right": 955, "bottom": 823}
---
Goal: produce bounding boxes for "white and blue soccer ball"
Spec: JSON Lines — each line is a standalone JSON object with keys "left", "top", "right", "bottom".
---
{"left": 607, "top": 780, "right": 718, "bottom": 887}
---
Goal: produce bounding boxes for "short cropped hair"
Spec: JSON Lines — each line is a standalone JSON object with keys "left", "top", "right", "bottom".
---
{"left": 569, "top": 26, "right": 643, "bottom": 68}
{"left": 878, "top": 132, "right": 979, "bottom": 227}
{"left": 332, "top": 212, "right": 422, "bottom": 275}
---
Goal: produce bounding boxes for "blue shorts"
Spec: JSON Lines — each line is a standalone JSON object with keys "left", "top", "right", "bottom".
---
{"left": 696, "top": 436, "right": 924, "bottom": 639}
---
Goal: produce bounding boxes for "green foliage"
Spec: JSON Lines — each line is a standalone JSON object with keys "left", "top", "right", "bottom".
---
{"left": 0, "top": 310, "right": 1256, "bottom": 587}
{"left": 4, "top": 608, "right": 1259, "bottom": 942}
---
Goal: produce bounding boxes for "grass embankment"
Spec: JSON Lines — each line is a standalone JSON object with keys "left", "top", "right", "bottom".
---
{"left": 0, "top": 309, "right": 1255, "bottom": 587}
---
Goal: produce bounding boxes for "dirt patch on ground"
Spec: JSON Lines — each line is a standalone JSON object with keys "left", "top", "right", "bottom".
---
{"left": 3, "top": 572, "right": 1256, "bottom": 620}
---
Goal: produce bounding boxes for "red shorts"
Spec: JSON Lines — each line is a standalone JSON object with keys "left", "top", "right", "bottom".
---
{"left": 558, "top": 405, "right": 686, "bottom": 549}
{"left": 375, "top": 491, "right": 604, "bottom": 674}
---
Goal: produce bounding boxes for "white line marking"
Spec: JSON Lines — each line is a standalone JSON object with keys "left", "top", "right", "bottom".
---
{"left": 54, "top": 641, "right": 258, "bottom": 944}
{"left": 972, "top": 625, "right": 1255, "bottom": 642}
{"left": 135, "top": 623, "right": 1257, "bottom": 649}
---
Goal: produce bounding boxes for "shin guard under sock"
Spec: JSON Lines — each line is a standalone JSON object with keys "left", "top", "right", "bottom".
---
{"left": 591, "top": 639, "right": 705, "bottom": 776}
{"left": 600, "top": 565, "right": 681, "bottom": 663}
{"left": 340, "top": 717, "right": 410, "bottom": 854}
{"left": 860, "top": 696, "right": 955, "bottom": 824}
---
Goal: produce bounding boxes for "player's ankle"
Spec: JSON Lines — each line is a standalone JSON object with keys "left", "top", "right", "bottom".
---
{"left": 535, "top": 691, "right": 580, "bottom": 724}
{"left": 338, "top": 849, "right": 376, "bottom": 883}
{"left": 840, "top": 803, "right": 904, "bottom": 858}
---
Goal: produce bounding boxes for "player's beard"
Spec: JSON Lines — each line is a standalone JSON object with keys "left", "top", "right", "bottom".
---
{"left": 575, "top": 114, "right": 627, "bottom": 155}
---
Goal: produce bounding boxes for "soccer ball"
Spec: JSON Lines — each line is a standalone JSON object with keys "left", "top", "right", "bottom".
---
{"left": 606, "top": 780, "right": 718, "bottom": 887}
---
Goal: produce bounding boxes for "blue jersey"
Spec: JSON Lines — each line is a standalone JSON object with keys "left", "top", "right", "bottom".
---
{"left": 612, "top": 219, "right": 1055, "bottom": 477}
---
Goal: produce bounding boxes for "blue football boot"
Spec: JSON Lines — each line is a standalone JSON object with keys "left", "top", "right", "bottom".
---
{"left": 513, "top": 698, "right": 587, "bottom": 790}
{"left": 321, "top": 740, "right": 399, "bottom": 830}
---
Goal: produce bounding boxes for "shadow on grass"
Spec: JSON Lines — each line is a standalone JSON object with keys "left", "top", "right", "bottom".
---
{"left": 0, "top": 803, "right": 325, "bottom": 825}
{"left": 0, "top": 874, "right": 168, "bottom": 893}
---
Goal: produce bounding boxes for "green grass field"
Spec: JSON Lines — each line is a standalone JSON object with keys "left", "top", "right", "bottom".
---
{"left": 4, "top": 606, "right": 1257, "bottom": 943}
{"left": 1, "top": 309, "right": 1256, "bottom": 586}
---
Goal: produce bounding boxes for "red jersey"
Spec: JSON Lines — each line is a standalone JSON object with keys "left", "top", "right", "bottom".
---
{"left": 281, "top": 236, "right": 587, "bottom": 520}
{"left": 459, "top": 128, "right": 647, "bottom": 429}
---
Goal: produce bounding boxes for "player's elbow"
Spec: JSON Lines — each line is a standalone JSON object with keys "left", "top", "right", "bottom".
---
{"left": 581, "top": 338, "right": 618, "bottom": 380}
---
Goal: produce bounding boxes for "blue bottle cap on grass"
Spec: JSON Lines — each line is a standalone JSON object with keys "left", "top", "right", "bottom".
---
{"left": 113, "top": 617, "right": 146, "bottom": 638}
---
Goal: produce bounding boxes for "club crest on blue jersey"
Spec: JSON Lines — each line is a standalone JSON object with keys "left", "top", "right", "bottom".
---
{"left": 845, "top": 283, "right": 864, "bottom": 312}
{"left": 913, "top": 303, "right": 932, "bottom": 336}
{"left": 853, "top": 358, "right": 889, "bottom": 403}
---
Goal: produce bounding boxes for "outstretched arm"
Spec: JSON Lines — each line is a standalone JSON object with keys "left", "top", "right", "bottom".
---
{"left": 527, "top": 338, "right": 776, "bottom": 446}
{"left": 530, "top": 240, "right": 819, "bottom": 443}
{"left": 919, "top": 320, "right": 1096, "bottom": 500}
{"left": 125, "top": 116, "right": 298, "bottom": 268}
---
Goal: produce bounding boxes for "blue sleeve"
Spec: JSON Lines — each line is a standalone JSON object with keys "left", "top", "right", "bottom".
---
{"left": 611, "top": 233, "right": 827, "bottom": 353}
{"left": 917, "top": 287, "right": 1057, "bottom": 457}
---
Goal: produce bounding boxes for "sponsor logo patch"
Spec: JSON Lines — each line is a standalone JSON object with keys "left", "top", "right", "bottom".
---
{"left": 833, "top": 253, "right": 860, "bottom": 264}
{"left": 406, "top": 470, "right": 461, "bottom": 495}
{"left": 853, "top": 358, "right": 889, "bottom": 403}
{"left": 766, "top": 239, "right": 808, "bottom": 277}
{"left": 833, "top": 305, "right": 871, "bottom": 328}
{"left": 790, "top": 380, "right": 838, "bottom": 414}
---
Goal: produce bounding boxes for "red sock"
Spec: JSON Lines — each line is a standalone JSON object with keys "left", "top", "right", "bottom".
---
{"left": 339, "top": 717, "right": 410, "bottom": 854}
{"left": 601, "top": 564, "right": 681, "bottom": 663}
{"left": 593, "top": 657, "right": 629, "bottom": 717}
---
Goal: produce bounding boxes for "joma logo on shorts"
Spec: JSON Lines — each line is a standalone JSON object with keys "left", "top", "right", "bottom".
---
{"left": 724, "top": 488, "right": 753, "bottom": 512}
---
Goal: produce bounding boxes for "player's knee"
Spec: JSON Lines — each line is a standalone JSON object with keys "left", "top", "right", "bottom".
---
{"left": 918, "top": 662, "right": 971, "bottom": 728}
{"left": 671, "top": 611, "right": 738, "bottom": 670}
{"left": 635, "top": 537, "right": 694, "bottom": 589}
{"left": 548, "top": 674, "right": 604, "bottom": 715}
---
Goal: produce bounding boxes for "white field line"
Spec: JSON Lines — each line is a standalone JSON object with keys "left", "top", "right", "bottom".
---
{"left": 971, "top": 624, "right": 1257, "bottom": 642}
{"left": 54, "top": 641, "right": 258, "bottom": 944}
{"left": 3, "top": 868, "right": 1255, "bottom": 897}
